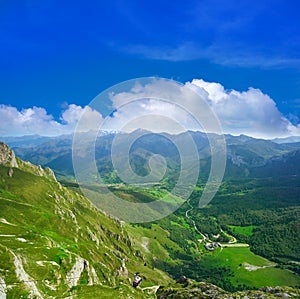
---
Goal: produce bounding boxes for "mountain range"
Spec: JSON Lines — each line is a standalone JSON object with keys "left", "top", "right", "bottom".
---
{"left": 6, "top": 131, "right": 300, "bottom": 182}
{"left": 0, "top": 131, "right": 300, "bottom": 298}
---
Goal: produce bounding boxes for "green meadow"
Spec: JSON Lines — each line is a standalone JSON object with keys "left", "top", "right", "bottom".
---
{"left": 200, "top": 247, "right": 300, "bottom": 289}
{"left": 228, "top": 225, "right": 257, "bottom": 236}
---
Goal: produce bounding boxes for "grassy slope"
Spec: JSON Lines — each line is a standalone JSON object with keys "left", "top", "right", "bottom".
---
{"left": 0, "top": 164, "right": 172, "bottom": 298}
{"left": 2, "top": 146, "right": 299, "bottom": 296}
{"left": 228, "top": 225, "right": 257, "bottom": 236}
{"left": 200, "top": 247, "right": 300, "bottom": 289}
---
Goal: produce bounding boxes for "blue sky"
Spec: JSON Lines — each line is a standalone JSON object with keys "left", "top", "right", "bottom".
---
{"left": 1, "top": 0, "right": 300, "bottom": 137}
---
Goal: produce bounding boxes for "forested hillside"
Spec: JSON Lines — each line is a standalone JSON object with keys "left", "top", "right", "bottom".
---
{"left": 1, "top": 132, "right": 300, "bottom": 296}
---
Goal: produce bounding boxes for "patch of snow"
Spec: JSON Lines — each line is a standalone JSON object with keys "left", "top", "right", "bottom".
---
{"left": 10, "top": 251, "right": 43, "bottom": 298}
{"left": 0, "top": 235, "right": 15, "bottom": 237}
{"left": 0, "top": 197, "right": 34, "bottom": 207}
{"left": 99, "top": 261, "right": 109, "bottom": 269}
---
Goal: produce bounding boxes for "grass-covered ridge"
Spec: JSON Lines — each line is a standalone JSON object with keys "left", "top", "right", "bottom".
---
{"left": 0, "top": 155, "right": 172, "bottom": 298}
{"left": 1, "top": 140, "right": 300, "bottom": 297}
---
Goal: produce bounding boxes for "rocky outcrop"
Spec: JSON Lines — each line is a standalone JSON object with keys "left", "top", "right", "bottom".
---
{"left": 0, "top": 276, "right": 6, "bottom": 299}
{"left": 157, "top": 280, "right": 227, "bottom": 299}
{"left": 65, "top": 256, "right": 101, "bottom": 289}
{"left": 20, "top": 160, "right": 57, "bottom": 181}
{"left": 44, "top": 166, "right": 57, "bottom": 181}
{"left": 156, "top": 280, "right": 300, "bottom": 299}
{"left": 65, "top": 256, "right": 85, "bottom": 288}
{"left": 10, "top": 251, "right": 43, "bottom": 299}
{"left": 0, "top": 142, "right": 57, "bottom": 181}
{"left": 0, "top": 144, "right": 171, "bottom": 298}
{"left": 0, "top": 142, "right": 18, "bottom": 168}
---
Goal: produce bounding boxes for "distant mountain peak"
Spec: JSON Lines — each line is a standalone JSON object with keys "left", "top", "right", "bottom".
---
{"left": 272, "top": 135, "right": 300, "bottom": 144}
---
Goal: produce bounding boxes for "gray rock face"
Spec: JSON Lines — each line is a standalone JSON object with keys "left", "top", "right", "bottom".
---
{"left": 0, "top": 276, "right": 6, "bottom": 299}
{"left": 0, "top": 142, "right": 18, "bottom": 168}
{"left": 157, "top": 280, "right": 300, "bottom": 299}
{"left": 8, "top": 168, "right": 13, "bottom": 177}
{"left": 157, "top": 280, "right": 227, "bottom": 299}
{"left": 0, "top": 142, "right": 57, "bottom": 181}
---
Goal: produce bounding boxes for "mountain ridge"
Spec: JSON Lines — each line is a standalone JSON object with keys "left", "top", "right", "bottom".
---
{"left": 0, "top": 142, "right": 300, "bottom": 298}
{"left": 0, "top": 142, "right": 171, "bottom": 298}
{"left": 6, "top": 131, "right": 300, "bottom": 182}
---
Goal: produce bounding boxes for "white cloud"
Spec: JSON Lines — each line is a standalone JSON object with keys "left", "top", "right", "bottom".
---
{"left": 188, "top": 79, "right": 300, "bottom": 138}
{"left": 105, "top": 78, "right": 300, "bottom": 139}
{"left": 1, "top": 79, "right": 299, "bottom": 139}
{"left": 106, "top": 78, "right": 210, "bottom": 134}
{"left": 102, "top": 98, "right": 196, "bottom": 134}
{"left": 62, "top": 104, "right": 103, "bottom": 132}
{"left": 61, "top": 104, "right": 84, "bottom": 124}
{"left": 0, "top": 104, "right": 103, "bottom": 136}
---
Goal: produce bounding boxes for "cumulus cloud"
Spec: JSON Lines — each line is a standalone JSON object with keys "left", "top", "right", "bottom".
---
{"left": 62, "top": 104, "right": 104, "bottom": 132}
{"left": 187, "top": 79, "right": 300, "bottom": 138}
{"left": 102, "top": 98, "right": 197, "bottom": 134}
{"left": 0, "top": 104, "right": 103, "bottom": 136}
{"left": 1, "top": 79, "right": 299, "bottom": 139}
{"left": 106, "top": 78, "right": 300, "bottom": 139}
{"left": 106, "top": 79, "right": 211, "bottom": 134}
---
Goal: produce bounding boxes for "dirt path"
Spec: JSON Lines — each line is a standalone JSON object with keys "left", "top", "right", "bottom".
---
{"left": 219, "top": 243, "right": 249, "bottom": 248}
{"left": 220, "top": 227, "right": 237, "bottom": 244}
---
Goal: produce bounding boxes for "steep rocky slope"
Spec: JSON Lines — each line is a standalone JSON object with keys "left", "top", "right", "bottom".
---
{"left": 1, "top": 142, "right": 299, "bottom": 298}
{"left": 0, "top": 142, "right": 170, "bottom": 298}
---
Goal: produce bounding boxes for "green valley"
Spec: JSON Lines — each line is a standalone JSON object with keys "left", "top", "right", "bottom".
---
{"left": 1, "top": 132, "right": 300, "bottom": 298}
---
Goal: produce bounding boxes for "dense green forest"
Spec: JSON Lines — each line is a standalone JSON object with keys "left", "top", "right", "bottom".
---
{"left": 196, "top": 176, "right": 300, "bottom": 261}
{"left": 124, "top": 175, "right": 300, "bottom": 291}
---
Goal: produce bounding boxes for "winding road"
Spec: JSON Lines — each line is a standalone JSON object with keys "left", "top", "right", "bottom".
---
{"left": 185, "top": 198, "right": 249, "bottom": 249}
